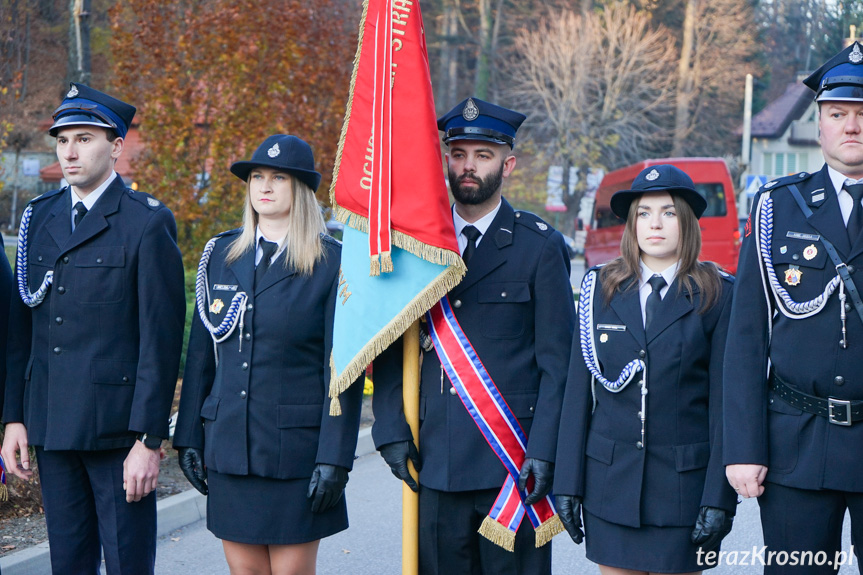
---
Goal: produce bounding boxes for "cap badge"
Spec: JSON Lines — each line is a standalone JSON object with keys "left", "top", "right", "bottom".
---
{"left": 147, "top": 198, "right": 160, "bottom": 207}
{"left": 851, "top": 43, "right": 863, "bottom": 64}
{"left": 645, "top": 169, "right": 660, "bottom": 181}
{"left": 535, "top": 222, "right": 548, "bottom": 231}
{"left": 267, "top": 143, "right": 281, "bottom": 158}
{"left": 67, "top": 85, "right": 79, "bottom": 98}
{"left": 462, "top": 98, "right": 480, "bottom": 122}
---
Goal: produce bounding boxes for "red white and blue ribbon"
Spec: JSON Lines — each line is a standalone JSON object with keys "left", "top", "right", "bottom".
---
{"left": 426, "top": 296, "right": 562, "bottom": 550}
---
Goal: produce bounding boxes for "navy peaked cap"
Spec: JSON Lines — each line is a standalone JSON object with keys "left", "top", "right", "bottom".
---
{"left": 610, "top": 164, "right": 707, "bottom": 220}
{"left": 437, "top": 97, "right": 526, "bottom": 148}
{"left": 230, "top": 134, "right": 321, "bottom": 192}
{"left": 804, "top": 41, "right": 863, "bottom": 102}
{"left": 50, "top": 83, "right": 136, "bottom": 138}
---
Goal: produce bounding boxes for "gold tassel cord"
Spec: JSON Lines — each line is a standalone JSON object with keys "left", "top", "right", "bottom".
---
{"left": 329, "top": 396, "right": 342, "bottom": 417}
{"left": 478, "top": 516, "right": 516, "bottom": 552}
{"left": 327, "top": 264, "right": 466, "bottom": 409}
{"left": 534, "top": 514, "right": 564, "bottom": 548}
{"left": 0, "top": 483, "right": 7, "bottom": 502}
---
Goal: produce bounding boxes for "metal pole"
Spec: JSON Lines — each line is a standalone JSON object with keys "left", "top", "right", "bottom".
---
{"left": 402, "top": 321, "right": 420, "bottom": 575}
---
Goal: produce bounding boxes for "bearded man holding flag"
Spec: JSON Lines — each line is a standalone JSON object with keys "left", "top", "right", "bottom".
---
{"left": 371, "top": 97, "right": 576, "bottom": 575}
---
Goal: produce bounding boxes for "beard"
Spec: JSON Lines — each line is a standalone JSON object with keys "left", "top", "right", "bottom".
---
{"left": 448, "top": 161, "right": 504, "bottom": 206}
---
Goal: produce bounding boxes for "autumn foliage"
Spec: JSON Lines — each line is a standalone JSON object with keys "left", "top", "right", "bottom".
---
{"left": 109, "top": 0, "right": 358, "bottom": 264}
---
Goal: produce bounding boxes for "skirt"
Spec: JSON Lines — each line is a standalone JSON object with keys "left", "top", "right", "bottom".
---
{"left": 584, "top": 510, "right": 718, "bottom": 573}
{"left": 206, "top": 470, "right": 349, "bottom": 545}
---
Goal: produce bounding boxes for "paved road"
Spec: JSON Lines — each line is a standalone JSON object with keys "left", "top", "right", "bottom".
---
{"left": 153, "top": 452, "right": 856, "bottom": 574}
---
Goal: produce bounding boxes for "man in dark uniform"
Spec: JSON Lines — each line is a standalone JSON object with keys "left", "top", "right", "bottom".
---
{"left": 371, "top": 98, "right": 575, "bottom": 575}
{"left": 725, "top": 42, "right": 863, "bottom": 573}
{"left": 0, "top": 235, "right": 13, "bottom": 420}
{"left": 1, "top": 84, "right": 186, "bottom": 574}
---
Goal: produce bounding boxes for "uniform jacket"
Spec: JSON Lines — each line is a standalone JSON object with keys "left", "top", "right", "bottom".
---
{"left": 173, "top": 230, "right": 362, "bottom": 479}
{"left": 3, "top": 176, "right": 186, "bottom": 450}
{"left": 555, "top": 268, "right": 736, "bottom": 528}
{"left": 372, "top": 198, "right": 575, "bottom": 492}
{"left": 0, "top": 235, "right": 13, "bottom": 417}
{"left": 725, "top": 165, "right": 863, "bottom": 492}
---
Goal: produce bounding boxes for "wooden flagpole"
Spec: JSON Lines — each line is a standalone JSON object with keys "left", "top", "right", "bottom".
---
{"left": 402, "top": 320, "right": 420, "bottom": 575}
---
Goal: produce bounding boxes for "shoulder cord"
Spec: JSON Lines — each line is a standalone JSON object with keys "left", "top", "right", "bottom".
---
{"left": 579, "top": 270, "right": 649, "bottom": 445}
{"left": 16, "top": 205, "right": 54, "bottom": 307}
{"left": 758, "top": 194, "right": 840, "bottom": 319}
{"left": 195, "top": 237, "right": 248, "bottom": 365}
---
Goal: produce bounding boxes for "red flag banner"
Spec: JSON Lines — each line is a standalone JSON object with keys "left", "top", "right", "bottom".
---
{"left": 331, "top": 0, "right": 461, "bottom": 274}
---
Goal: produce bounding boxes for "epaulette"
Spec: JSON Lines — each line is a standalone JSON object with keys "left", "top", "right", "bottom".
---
{"left": 126, "top": 188, "right": 165, "bottom": 210}
{"left": 321, "top": 233, "right": 342, "bottom": 247}
{"left": 588, "top": 263, "right": 606, "bottom": 273}
{"left": 718, "top": 269, "right": 735, "bottom": 284}
{"left": 759, "top": 171, "right": 815, "bottom": 193}
{"left": 28, "top": 187, "right": 65, "bottom": 205}
{"left": 513, "top": 210, "right": 553, "bottom": 235}
{"left": 215, "top": 228, "right": 242, "bottom": 239}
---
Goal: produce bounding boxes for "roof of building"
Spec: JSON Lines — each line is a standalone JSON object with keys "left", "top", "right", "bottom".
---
{"left": 748, "top": 82, "right": 814, "bottom": 138}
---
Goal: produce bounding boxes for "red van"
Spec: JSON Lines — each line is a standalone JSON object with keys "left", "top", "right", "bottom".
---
{"left": 585, "top": 157, "right": 741, "bottom": 273}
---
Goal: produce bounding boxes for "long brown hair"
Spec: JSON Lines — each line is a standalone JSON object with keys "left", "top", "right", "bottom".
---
{"left": 599, "top": 192, "right": 722, "bottom": 312}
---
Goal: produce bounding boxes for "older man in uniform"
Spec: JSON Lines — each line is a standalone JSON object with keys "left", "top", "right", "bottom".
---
{"left": 1, "top": 84, "right": 186, "bottom": 575}
{"left": 725, "top": 42, "right": 863, "bottom": 572}
{"left": 371, "top": 98, "right": 575, "bottom": 575}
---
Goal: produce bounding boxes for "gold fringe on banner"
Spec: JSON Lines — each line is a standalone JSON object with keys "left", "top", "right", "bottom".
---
{"left": 534, "top": 513, "right": 564, "bottom": 547}
{"left": 478, "top": 516, "right": 516, "bottom": 552}
{"left": 370, "top": 255, "right": 381, "bottom": 277}
{"left": 334, "top": 207, "right": 465, "bottom": 270}
{"left": 327, "top": 262, "right": 465, "bottom": 413}
{"left": 0, "top": 483, "right": 7, "bottom": 502}
{"left": 381, "top": 251, "right": 393, "bottom": 273}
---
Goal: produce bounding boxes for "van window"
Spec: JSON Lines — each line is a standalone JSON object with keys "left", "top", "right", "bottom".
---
{"left": 594, "top": 206, "right": 624, "bottom": 229}
{"left": 697, "top": 183, "right": 727, "bottom": 217}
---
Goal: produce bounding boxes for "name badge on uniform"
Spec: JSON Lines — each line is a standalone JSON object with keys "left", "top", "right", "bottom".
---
{"left": 785, "top": 266, "right": 802, "bottom": 286}
{"left": 213, "top": 284, "right": 238, "bottom": 291}
{"left": 597, "top": 324, "right": 626, "bottom": 331}
{"left": 786, "top": 231, "right": 821, "bottom": 242}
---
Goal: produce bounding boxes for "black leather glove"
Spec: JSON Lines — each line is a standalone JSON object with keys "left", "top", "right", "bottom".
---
{"left": 517, "top": 458, "right": 555, "bottom": 506}
{"left": 379, "top": 441, "right": 421, "bottom": 492}
{"left": 177, "top": 447, "right": 208, "bottom": 496}
{"left": 307, "top": 464, "right": 350, "bottom": 513}
{"left": 556, "top": 495, "right": 584, "bottom": 544}
{"left": 691, "top": 506, "right": 733, "bottom": 551}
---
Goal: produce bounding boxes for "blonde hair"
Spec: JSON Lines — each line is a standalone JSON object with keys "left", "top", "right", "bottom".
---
{"left": 599, "top": 192, "right": 722, "bottom": 312}
{"left": 226, "top": 174, "right": 326, "bottom": 275}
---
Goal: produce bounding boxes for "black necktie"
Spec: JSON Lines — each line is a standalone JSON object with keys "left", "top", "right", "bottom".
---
{"left": 645, "top": 274, "right": 666, "bottom": 330}
{"left": 846, "top": 183, "right": 863, "bottom": 244}
{"left": 73, "top": 202, "right": 88, "bottom": 230}
{"left": 462, "top": 225, "right": 481, "bottom": 265}
{"left": 255, "top": 239, "right": 278, "bottom": 287}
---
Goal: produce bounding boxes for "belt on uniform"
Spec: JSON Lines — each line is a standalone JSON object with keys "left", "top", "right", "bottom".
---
{"left": 772, "top": 375, "right": 863, "bottom": 426}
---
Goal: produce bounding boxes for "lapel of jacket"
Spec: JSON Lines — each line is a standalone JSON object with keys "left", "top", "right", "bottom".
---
{"left": 645, "top": 276, "right": 695, "bottom": 344}
{"left": 43, "top": 188, "right": 74, "bottom": 249}
{"left": 802, "top": 167, "right": 852, "bottom": 257}
{"left": 255, "top": 250, "right": 296, "bottom": 295}
{"left": 61, "top": 177, "right": 125, "bottom": 254}
{"left": 450, "top": 198, "right": 514, "bottom": 297}
{"left": 608, "top": 278, "right": 647, "bottom": 349}
{"left": 229, "top": 247, "right": 255, "bottom": 298}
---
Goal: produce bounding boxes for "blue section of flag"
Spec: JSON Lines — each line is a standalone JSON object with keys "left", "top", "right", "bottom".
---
{"left": 331, "top": 224, "right": 451, "bottom": 381}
